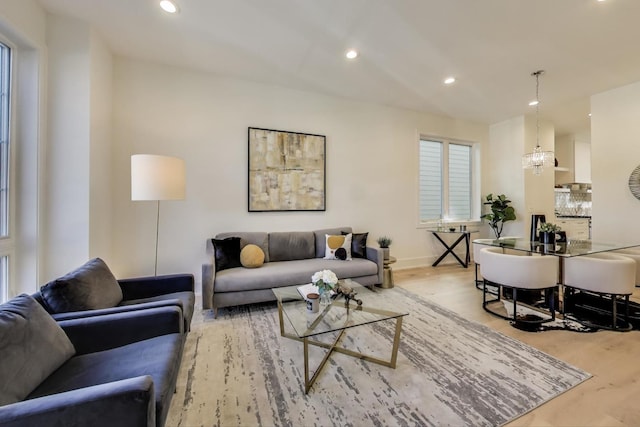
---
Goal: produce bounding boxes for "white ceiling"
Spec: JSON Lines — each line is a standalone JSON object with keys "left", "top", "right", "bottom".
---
{"left": 36, "top": 0, "right": 640, "bottom": 136}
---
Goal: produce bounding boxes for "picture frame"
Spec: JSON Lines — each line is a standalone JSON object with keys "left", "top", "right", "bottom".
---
{"left": 248, "top": 127, "right": 326, "bottom": 212}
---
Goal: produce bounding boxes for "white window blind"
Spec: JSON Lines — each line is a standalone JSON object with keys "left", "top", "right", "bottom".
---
{"left": 448, "top": 143, "right": 472, "bottom": 219}
{"left": 419, "top": 140, "right": 442, "bottom": 220}
{"left": 419, "top": 137, "right": 475, "bottom": 222}
{"left": 0, "top": 41, "right": 11, "bottom": 302}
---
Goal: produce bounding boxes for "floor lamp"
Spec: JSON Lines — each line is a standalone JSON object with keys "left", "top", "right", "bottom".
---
{"left": 131, "top": 154, "right": 186, "bottom": 275}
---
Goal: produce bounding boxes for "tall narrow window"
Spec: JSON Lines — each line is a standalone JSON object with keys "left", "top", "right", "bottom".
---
{"left": 0, "top": 42, "right": 9, "bottom": 238}
{"left": 419, "top": 137, "right": 476, "bottom": 223}
{"left": 0, "top": 41, "right": 11, "bottom": 302}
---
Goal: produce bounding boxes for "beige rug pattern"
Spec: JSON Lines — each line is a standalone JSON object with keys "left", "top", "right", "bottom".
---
{"left": 166, "top": 287, "right": 590, "bottom": 427}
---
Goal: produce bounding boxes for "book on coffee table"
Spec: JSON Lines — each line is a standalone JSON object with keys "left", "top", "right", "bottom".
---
{"left": 297, "top": 283, "right": 336, "bottom": 301}
{"left": 297, "top": 283, "right": 319, "bottom": 301}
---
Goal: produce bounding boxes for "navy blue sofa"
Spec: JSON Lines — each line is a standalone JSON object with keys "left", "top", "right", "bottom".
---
{"left": 0, "top": 295, "right": 184, "bottom": 427}
{"left": 31, "top": 258, "right": 195, "bottom": 331}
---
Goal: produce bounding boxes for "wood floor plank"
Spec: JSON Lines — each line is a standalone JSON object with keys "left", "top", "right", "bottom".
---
{"left": 394, "top": 264, "right": 640, "bottom": 427}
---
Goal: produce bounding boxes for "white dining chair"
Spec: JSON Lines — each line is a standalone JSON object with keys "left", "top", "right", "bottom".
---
{"left": 614, "top": 248, "right": 640, "bottom": 287}
{"left": 480, "top": 247, "right": 558, "bottom": 324}
{"left": 472, "top": 239, "right": 495, "bottom": 289}
{"left": 563, "top": 252, "right": 636, "bottom": 330}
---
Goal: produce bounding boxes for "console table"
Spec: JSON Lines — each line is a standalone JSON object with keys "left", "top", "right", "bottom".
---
{"left": 428, "top": 228, "right": 478, "bottom": 268}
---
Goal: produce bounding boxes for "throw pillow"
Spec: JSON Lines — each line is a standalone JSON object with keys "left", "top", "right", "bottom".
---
{"left": 40, "top": 258, "right": 123, "bottom": 314}
{"left": 0, "top": 294, "right": 76, "bottom": 405}
{"left": 324, "top": 233, "right": 352, "bottom": 260}
{"left": 343, "top": 231, "right": 368, "bottom": 259}
{"left": 240, "top": 244, "right": 265, "bottom": 268}
{"left": 212, "top": 237, "right": 242, "bottom": 272}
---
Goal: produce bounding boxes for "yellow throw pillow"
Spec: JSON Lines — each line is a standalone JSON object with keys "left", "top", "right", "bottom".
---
{"left": 240, "top": 244, "right": 265, "bottom": 268}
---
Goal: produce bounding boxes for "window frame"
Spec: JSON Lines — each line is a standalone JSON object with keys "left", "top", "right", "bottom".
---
{"left": 0, "top": 37, "right": 14, "bottom": 303}
{"left": 417, "top": 134, "right": 481, "bottom": 227}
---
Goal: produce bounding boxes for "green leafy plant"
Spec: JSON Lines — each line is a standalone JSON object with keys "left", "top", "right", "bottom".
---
{"left": 538, "top": 222, "right": 561, "bottom": 233}
{"left": 481, "top": 193, "right": 516, "bottom": 239}
{"left": 377, "top": 236, "right": 392, "bottom": 248}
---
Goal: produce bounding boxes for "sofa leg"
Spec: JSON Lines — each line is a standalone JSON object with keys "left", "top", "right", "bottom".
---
{"left": 213, "top": 307, "right": 218, "bottom": 319}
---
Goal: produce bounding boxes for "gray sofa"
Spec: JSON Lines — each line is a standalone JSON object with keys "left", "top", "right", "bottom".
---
{"left": 202, "top": 226, "right": 383, "bottom": 316}
{"left": 0, "top": 294, "right": 184, "bottom": 427}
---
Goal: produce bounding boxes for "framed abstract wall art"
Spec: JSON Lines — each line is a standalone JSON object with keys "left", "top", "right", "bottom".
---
{"left": 248, "top": 127, "right": 326, "bottom": 212}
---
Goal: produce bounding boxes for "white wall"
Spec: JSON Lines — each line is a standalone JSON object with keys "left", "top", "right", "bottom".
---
{"left": 591, "top": 81, "right": 640, "bottom": 243}
{"left": 487, "top": 115, "right": 555, "bottom": 239}
{"left": 44, "top": 15, "right": 92, "bottom": 279}
{"left": 88, "top": 29, "right": 113, "bottom": 264}
{"left": 111, "top": 58, "right": 488, "bottom": 281}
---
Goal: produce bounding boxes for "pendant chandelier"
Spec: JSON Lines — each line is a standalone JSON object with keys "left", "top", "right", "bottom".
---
{"left": 522, "top": 70, "right": 554, "bottom": 175}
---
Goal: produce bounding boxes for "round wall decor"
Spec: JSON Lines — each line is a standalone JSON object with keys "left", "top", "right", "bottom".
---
{"left": 629, "top": 165, "right": 640, "bottom": 200}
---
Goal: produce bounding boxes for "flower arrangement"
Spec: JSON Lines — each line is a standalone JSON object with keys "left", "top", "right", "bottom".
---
{"left": 538, "top": 222, "right": 562, "bottom": 233}
{"left": 312, "top": 269, "right": 338, "bottom": 294}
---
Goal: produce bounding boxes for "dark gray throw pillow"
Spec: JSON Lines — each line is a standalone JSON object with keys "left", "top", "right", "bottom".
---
{"left": 344, "top": 231, "right": 368, "bottom": 259}
{"left": 40, "top": 257, "right": 123, "bottom": 313}
{"left": 212, "top": 237, "right": 242, "bottom": 272}
{"left": 0, "top": 294, "right": 76, "bottom": 405}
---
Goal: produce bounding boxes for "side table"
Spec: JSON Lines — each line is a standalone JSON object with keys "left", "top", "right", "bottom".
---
{"left": 427, "top": 228, "right": 478, "bottom": 268}
{"left": 381, "top": 256, "right": 397, "bottom": 289}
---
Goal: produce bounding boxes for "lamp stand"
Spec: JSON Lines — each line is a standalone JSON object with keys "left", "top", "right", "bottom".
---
{"left": 154, "top": 200, "right": 160, "bottom": 276}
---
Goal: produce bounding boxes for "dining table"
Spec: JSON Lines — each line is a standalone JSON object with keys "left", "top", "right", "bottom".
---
{"left": 474, "top": 237, "right": 640, "bottom": 312}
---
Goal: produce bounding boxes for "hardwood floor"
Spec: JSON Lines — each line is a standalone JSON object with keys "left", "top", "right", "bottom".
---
{"left": 394, "top": 264, "right": 640, "bottom": 427}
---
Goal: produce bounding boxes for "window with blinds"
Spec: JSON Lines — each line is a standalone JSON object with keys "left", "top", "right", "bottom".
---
{"left": 419, "top": 137, "right": 474, "bottom": 222}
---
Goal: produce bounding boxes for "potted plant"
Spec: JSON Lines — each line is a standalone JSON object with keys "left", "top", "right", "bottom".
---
{"left": 481, "top": 193, "right": 516, "bottom": 239}
{"left": 538, "top": 222, "right": 562, "bottom": 245}
{"left": 377, "top": 236, "right": 392, "bottom": 260}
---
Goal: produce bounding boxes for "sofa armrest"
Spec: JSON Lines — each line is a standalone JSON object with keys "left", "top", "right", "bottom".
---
{"left": 118, "top": 274, "right": 194, "bottom": 300}
{"left": 51, "top": 299, "right": 185, "bottom": 322}
{"left": 202, "top": 263, "right": 215, "bottom": 310}
{"left": 59, "top": 306, "right": 183, "bottom": 355}
{"left": 0, "top": 376, "right": 155, "bottom": 427}
{"left": 366, "top": 246, "right": 384, "bottom": 284}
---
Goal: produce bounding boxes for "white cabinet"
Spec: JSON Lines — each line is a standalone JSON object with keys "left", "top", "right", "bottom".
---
{"left": 556, "top": 218, "right": 589, "bottom": 240}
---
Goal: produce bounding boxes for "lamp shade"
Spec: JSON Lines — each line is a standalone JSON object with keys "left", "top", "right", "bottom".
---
{"left": 131, "top": 154, "right": 186, "bottom": 201}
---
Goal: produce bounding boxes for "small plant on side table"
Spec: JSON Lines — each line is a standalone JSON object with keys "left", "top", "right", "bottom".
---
{"left": 377, "top": 236, "right": 392, "bottom": 260}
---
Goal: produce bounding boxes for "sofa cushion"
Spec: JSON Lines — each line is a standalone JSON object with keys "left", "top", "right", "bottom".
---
{"left": 345, "top": 231, "right": 369, "bottom": 259}
{"left": 240, "top": 244, "right": 265, "bottom": 268}
{"left": 40, "top": 258, "right": 123, "bottom": 314}
{"left": 269, "top": 231, "right": 315, "bottom": 261}
{"left": 212, "top": 237, "right": 242, "bottom": 272}
{"left": 28, "top": 333, "right": 183, "bottom": 427}
{"left": 324, "top": 233, "right": 352, "bottom": 260}
{"left": 214, "top": 258, "right": 378, "bottom": 293}
{"left": 0, "top": 294, "right": 76, "bottom": 405}
{"left": 215, "top": 232, "right": 270, "bottom": 263}
{"left": 313, "top": 227, "right": 352, "bottom": 258}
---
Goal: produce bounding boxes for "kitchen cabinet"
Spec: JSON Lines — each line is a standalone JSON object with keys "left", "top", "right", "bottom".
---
{"left": 555, "top": 136, "right": 591, "bottom": 184}
{"left": 556, "top": 218, "right": 590, "bottom": 240}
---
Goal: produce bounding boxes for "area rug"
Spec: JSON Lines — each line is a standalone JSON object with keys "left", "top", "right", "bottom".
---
{"left": 497, "top": 293, "right": 640, "bottom": 332}
{"left": 166, "top": 288, "right": 591, "bottom": 427}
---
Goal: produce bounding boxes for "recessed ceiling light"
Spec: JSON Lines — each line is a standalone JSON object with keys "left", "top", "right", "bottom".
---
{"left": 529, "top": 100, "right": 539, "bottom": 106}
{"left": 345, "top": 49, "right": 358, "bottom": 59}
{"left": 444, "top": 77, "right": 456, "bottom": 85}
{"left": 160, "top": 0, "right": 179, "bottom": 13}
{"left": 589, "top": 113, "right": 592, "bottom": 117}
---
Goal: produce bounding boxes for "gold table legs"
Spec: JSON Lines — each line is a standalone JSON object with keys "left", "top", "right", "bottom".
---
{"left": 277, "top": 300, "right": 404, "bottom": 394}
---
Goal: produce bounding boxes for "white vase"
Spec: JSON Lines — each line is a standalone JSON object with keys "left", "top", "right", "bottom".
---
{"left": 382, "top": 247, "right": 390, "bottom": 260}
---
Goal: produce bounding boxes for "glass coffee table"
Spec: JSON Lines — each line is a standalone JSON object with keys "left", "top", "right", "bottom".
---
{"left": 272, "top": 279, "right": 408, "bottom": 394}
